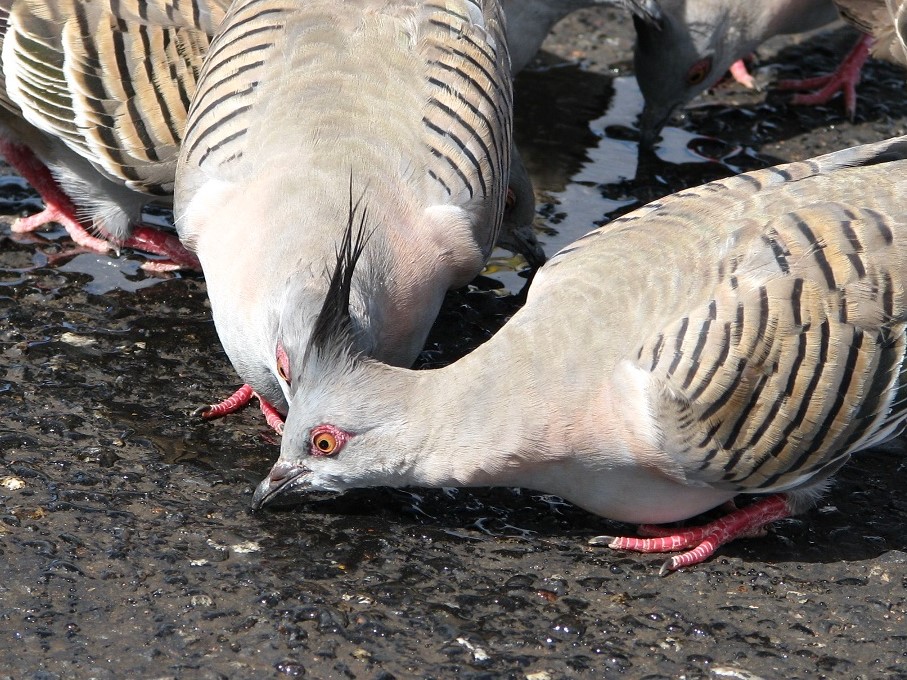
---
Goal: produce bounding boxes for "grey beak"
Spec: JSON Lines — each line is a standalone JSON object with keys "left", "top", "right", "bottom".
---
{"left": 638, "top": 103, "right": 674, "bottom": 151}
{"left": 251, "top": 462, "right": 310, "bottom": 511}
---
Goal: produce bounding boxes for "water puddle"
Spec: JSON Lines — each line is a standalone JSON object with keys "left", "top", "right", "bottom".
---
{"left": 487, "top": 74, "right": 766, "bottom": 292}
{"left": 57, "top": 253, "right": 162, "bottom": 295}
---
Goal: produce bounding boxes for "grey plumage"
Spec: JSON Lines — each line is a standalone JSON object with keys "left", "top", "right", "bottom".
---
{"left": 634, "top": 0, "right": 842, "bottom": 147}
{"left": 175, "top": 0, "right": 518, "bottom": 413}
{"left": 252, "top": 135, "right": 907, "bottom": 572}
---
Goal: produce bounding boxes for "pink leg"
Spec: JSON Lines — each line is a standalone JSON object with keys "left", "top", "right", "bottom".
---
{"left": 589, "top": 495, "right": 792, "bottom": 575}
{"left": 195, "top": 384, "right": 285, "bottom": 435}
{"left": 2, "top": 139, "right": 200, "bottom": 271}
{"left": 728, "top": 59, "right": 756, "bottom": 89}
{"left": 124, "top": 226, "right": 201, "bottom": 271}
{"left": 776, "top": 34, "right": 873, "bottom": 120}
{"left": 1, "top": 139, "right": 114, "bottom": 253}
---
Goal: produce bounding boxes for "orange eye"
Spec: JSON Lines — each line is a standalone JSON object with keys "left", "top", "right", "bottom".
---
{"left": 686, "top": 57, "right": 712, "bottom": 85}
{"left": 313, "top": 431, "right": 336, "bottom": 453}
{"left": 276, "top": 342, "right": 291, "bottom": 385}
{"left": 310, "top": 425, "right": 348, "bottom": 457}
{"left": 505, "top": 187, "right": 516, "bottom": 210}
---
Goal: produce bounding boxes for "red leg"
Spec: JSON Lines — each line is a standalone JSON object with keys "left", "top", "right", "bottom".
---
{"left": 776, "top": 34, "right": 873, "bottom": 120}
{"left": 259, "top": 398, "right": 285, "bottom": 435}
{"left": 2, "top": 139, "right": 200, "bottom": 271}
{"left": 589, "top": 495, "right": 792, "bottom": 575}
{"left": 728, "top": 59, "right": 756, "bottom": 89}
{"left": 1, "top": 139, "right": 114, "bottom": 253}
{"left": 195, "top": 384, "right": 285, "bottom": 435}
{"left": 195, "top": 384, "right": 255, "bottom": 418}
{"left": 124, "top": 226, "right": 201, "bottom": 271}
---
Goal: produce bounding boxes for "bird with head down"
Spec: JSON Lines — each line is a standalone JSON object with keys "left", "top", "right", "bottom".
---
{"left": 253, "top": 134, "right": 907, "bottom": 574}
{"left": 633, "top": 0, "right": 866, "bottom": 149}
{"left": 175, "top": 0, "right": 539, "bottom": 428}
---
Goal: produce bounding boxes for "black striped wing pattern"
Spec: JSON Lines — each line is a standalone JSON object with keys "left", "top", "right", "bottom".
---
{"left": 180, "top": 0, "right": 511, "bottom": 251}
{"left": 0, "top": 0, "right": 230, "bottom": 194}
{"left": 630, "top": 144, "right": 907, "bottom": 495}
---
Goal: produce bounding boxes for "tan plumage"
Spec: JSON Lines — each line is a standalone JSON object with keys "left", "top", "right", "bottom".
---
{"left": 835, "top": 0, "right": 907, "bottom": 65}
{"left": 175, "top": 0, "right": 517, "bottom": 414}
{"left": 252, "top": 135, "right": 907, "bottom": 572}
{"left": 635, "top": 191, "right": 906, "bottom": 495}
{"left": 0, "top": 0, "right": 229, "bottom": 242}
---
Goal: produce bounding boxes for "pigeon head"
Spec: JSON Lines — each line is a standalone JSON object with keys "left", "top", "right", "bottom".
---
{"left": 633, "top": 5, "right": 738, "bottom": 149}
{"left": 252, "top": 210, "right": 419, "bottom": 509}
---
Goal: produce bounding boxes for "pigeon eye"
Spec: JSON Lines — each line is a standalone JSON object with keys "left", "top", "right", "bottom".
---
{"left": 310, "top": 425, "right": 348, "bottom": 457}
{"left": 313, "top": 432, "right": 336, "bottom": 453}
{"left": 276, "top": 342, "right": 291, "bottom": 385}
{"left": 686, "top": 57, "right": 712, "bottom": 85}
{"left": 505, "top": 187, "right": 516, "bottom": 210}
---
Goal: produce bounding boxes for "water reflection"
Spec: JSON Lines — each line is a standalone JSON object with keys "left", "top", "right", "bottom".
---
{"left": 489, "top": 73, "right": 769, "bottom": 292}
{"left": 59, "top": 253, "right": 162, "bottom": 295}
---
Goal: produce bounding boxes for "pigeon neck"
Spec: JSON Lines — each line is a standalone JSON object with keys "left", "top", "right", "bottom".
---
{"left": 399, "top": 325, "right": 549, "bottom": 489}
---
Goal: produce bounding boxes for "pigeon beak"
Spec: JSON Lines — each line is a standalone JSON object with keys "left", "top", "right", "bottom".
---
{"left": 251, "top": 461, "right": 311, "bottom": 510}
{"left": 637, "top": 103, "right": 673, "bottom": 151}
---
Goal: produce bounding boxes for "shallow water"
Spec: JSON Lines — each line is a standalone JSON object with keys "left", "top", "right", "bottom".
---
{"left": 2, "top": 15, "right": 907, "bottom": 679}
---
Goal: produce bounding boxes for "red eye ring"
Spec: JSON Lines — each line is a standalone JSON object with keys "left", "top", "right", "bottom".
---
{"left": 686, "top": 57, "right": 712, "bottom": 86}
{"left": 276, "top": 342, "right": 291, "bottom": 385}
{"left": 309, "top": 424, "right": 349, "bottom": 457}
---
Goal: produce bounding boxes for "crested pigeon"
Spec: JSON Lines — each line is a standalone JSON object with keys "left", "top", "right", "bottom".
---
{"left": 502, "top": 0, "right": 662, "bottom": 74}
{"left": 0, "top": 0, "right": 232, "bottom": 268}
{"left": 633, "top": 0, "right": 869, "bottom": 149}
{"left": 175, "top": 0, "right": 518, "bottom": 420}
{"left": 0, "top": 0, "right": 537, "bottom": 271}
{"left": 252, "top": 134, "right": 907, "bottom": 574}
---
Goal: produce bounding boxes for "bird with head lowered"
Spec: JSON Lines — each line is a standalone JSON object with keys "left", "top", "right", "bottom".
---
{"left": 253, "top": 134, "right": 907, "bottom": 574}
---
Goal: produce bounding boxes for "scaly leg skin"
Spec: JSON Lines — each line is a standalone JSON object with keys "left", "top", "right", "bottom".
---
{"left": 124, "top": 226, "right": 201, "bottom": 271}
{"left": 1, "top": 139, "right": 200, "bottom": 271}
{"left": 1, "top": 139, "right": 114, "bottom": 253}
{"left": 195, "top": 384, "right": 286, "bottom": 435}
{"left": 775, "top": 34, "right": 873, "bottom": 121}
{"left": 728, "top": 58, "right": 756, "bottom": 90}
{"left": 589, "top": 495, "right": 792, "bottom": 576}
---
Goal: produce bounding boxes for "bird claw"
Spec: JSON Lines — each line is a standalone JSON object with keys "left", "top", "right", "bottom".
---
{"left": 728, "top": 59, "right": 758, "bottom": 90}
{"left": 197, "top": 384, "right": 285, "bottom": 435}
{"left": 589, "top": 495, "right": 792, "bottom": 574}
{"left": 124, "top": 227, "right": 201, "bottom": 271}
{"left": 775, "top": 34, "right": 872, "bottom": 121}
{"left": 12, "top": 205, "right": 116, "bottom": 254}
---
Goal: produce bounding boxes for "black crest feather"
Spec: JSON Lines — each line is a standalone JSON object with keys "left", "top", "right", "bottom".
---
{"left": 307, "top": 179, "right": 372, "bottom": 358}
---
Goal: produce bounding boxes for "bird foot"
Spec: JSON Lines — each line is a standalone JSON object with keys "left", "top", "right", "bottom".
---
{"left": 12, "top": 203, "right": 115, "bottom": 254}
{"left": 195, "top": 384, "right": 285, "bottom": 435}
{"left": 728, "top": 58, "right": 757, "bottom": 90}
{"left": 1, "top": 138, "right": 199, "bottom": 271}
{"left": 589, "top": 494, "right": 791, "bottom": 575}
{"left": 1, "top": 138, "right": 115, "bottom": 253}
{"left": 125, "top": 226, "right": 201, "bottom": 271}
{"left": 775, "top": 34, "right": 873, "bottom": 121}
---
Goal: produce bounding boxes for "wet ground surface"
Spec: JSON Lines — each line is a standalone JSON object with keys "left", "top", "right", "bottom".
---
{"left": 2, "top": 10, "right": 907, "bottom": 679}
